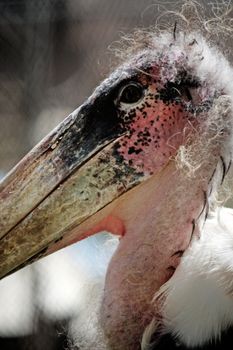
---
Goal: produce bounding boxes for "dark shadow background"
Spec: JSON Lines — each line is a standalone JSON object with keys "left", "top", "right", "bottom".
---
{"left": 0, "top": 0, "right": 171, "bottom": 172}
{"left": 0, "top": 1, "right": 233, "bottom": 349}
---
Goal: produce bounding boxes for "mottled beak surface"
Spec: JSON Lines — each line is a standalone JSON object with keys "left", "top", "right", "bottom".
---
{"left": 0, "top": 47, "right": 218, "bottom": 282}
{"left": 0, "top": 72, "right": 147, "bottom": 278}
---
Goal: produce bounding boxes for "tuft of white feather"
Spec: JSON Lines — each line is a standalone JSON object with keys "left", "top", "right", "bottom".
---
{"left": 155, "top": 207, "right": 233, "bottom": 348}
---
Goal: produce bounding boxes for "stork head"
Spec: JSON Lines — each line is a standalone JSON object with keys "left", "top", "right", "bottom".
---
{"left": 0, "top": 28, "right": 233, "bottom": 349}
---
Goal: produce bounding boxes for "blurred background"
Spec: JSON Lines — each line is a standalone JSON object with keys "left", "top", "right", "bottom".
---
{"left": 0, "top": 0, "right": 232, "bottom": 349}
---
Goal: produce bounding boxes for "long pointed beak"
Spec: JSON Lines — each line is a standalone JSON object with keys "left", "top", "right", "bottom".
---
{"left": 0, "top": 88, "right": 145, "bottom": 279}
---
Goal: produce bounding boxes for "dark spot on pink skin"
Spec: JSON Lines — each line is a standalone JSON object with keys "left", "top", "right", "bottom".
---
{"left": 111, "top": 61, "right": 214, "bottom": 177}
{"left": 116, "top": 85, "right": 192, "bottom": 175}
{"left": 99, "top": 53, "right": 219, "bottom": 350}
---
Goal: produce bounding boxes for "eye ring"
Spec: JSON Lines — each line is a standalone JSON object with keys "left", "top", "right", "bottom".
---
{"left": 118, "top": 82, "right": 144, "bottom": 105}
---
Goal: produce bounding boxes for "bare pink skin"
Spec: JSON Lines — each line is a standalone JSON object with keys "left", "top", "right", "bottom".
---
{"left": 47, "top": 56, "right": 216, "bottom": 349}
{"left": 100, "top": 161, "right": 210, "bottom": 349}
{"left": 117, "top": 101, "right": 190, "bottom": 175}
{"left": 99, "top": 67, "right": 215, "bottom": 348}
{"left": 115, "top": 66, "right": 196, "bottom": 177}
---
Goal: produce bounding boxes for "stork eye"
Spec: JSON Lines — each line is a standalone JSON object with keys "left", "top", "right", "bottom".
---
{"left": 118, "top": 82, "right": 144, "bottom": 104}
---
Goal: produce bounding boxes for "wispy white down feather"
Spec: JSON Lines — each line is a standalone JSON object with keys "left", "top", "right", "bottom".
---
{"left": 155, "top": 207, "right": 233, "bottom": 348}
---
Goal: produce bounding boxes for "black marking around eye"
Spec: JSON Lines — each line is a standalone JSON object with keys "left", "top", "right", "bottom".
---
{"left": 184, "top": 87, "right": 193, "bottom": 101}
{"left": 157, "top": 74, "right": 200, "bottom": 104}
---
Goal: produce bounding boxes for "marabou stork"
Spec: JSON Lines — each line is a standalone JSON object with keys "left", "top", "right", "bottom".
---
{"left": 0, "top": 5, "right": 233, "bottom": 350}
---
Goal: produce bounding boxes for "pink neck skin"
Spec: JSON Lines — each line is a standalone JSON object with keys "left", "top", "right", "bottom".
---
{"left": 46, "top": 152, "right": 215, "bottom": 349}
{"left": 100, "top": 160, "right": 211, "bottom": 350}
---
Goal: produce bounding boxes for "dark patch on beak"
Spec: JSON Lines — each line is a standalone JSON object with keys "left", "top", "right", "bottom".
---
{"left": 0, "top": 77, "right": 146, "bottom": 279}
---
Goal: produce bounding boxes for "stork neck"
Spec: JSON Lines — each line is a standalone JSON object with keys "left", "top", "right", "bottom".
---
{"left": 100, "top": 160, "right": 214, "bottom": 350}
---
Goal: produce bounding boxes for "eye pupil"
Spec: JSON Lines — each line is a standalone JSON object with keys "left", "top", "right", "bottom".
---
{"left": 119, "top": 83, "right": 143, "bottom": 104}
